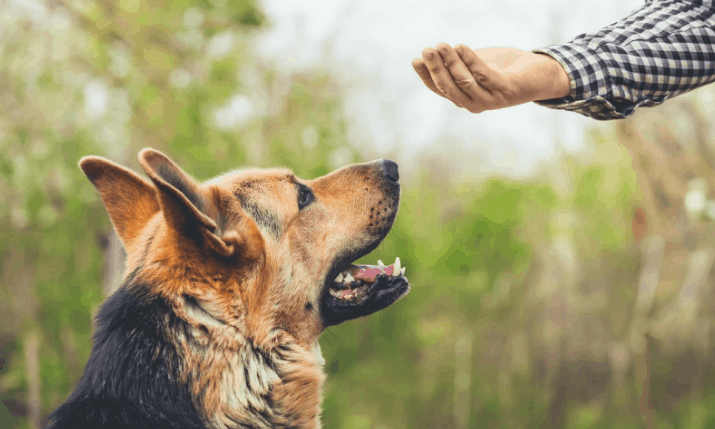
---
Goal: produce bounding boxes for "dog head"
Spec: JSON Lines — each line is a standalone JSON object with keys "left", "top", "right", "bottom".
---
{"left": 80, "top": 149, "right": 409, "bottom": 349}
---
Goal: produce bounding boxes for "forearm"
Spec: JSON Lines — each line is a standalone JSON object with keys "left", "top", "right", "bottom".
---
{"left": 534, "top": 0, "right": 715, "bottom": 120}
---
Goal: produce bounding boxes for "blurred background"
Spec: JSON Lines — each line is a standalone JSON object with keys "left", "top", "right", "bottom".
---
{"left": 3, "top": 0, "right": 715, "bottom": 428}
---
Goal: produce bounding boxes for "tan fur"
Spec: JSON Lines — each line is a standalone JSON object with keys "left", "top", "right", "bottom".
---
{"left": 80, "top": 149, "right": 401, "bottom": 428}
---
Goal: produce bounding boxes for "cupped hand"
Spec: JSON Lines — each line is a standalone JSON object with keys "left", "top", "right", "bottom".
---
{"left": 412, "top": 44, "right": 571, "bottom": 113}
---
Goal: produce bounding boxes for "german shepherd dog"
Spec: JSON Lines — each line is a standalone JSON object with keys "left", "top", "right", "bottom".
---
{"left": 45, "top": 149, "right": 409, "bottom": 429}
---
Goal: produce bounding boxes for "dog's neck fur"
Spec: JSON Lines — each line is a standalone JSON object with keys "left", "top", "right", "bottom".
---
{"left": 166, "top": 247, "right": 327, "bottom": 428}
{"left": 178, "top": 303, "right": 326, "bottom": 429}
{"left": 46, "top": 276, "right": 326, "bottom": 429}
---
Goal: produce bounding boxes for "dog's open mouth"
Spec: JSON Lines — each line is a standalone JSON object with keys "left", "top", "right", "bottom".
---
{"left": 328, "top": 257, "right": 405, "bottom": 301}
{"left": 321, "top": 257, "right": 409, "bottom": 326}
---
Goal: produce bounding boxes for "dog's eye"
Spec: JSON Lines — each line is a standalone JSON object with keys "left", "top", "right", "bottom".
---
{"left": 298, "top": 186, "right": 314, "bottom": 210}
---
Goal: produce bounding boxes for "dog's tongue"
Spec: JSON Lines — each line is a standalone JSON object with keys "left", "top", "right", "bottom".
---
{"left": 348, "top": 264, "right": 395, "bottom": 282}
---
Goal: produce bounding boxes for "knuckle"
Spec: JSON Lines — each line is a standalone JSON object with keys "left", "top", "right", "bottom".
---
{"left": 435, "top": 84, "right": 451, "bottom": 96}
{"left": 454, "top": 77, "right": 474, "bottom": 87}
{"left": 437, "top": 87, "right": 461, "bottom": 103}
{"left": 442, "top": 91, "right": 460, "bottom": 103}
{"left": 455, "top": 80, "right": 482, "bottom": 98}
{"left": 472, "top": 71, "right": 488, "bottom": 84}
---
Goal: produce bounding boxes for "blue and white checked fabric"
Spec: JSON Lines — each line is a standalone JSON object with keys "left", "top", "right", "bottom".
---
{"left": 534, "top": 0, "right": 715, "bottom": 120}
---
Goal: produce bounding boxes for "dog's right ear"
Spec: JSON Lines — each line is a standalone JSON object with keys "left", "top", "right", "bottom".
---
{"left": 79, "top": 156, "right": 161, "bottom": 252}
{"left": 138, "top": 148, "right": 240, "bottom": 258}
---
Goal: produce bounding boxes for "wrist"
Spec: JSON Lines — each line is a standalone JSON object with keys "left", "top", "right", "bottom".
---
{"left": 533, "top": 53, "right": 571, "bottom": 100}
{"left": 502, "top": 52, "right": 571, "bottom": 104}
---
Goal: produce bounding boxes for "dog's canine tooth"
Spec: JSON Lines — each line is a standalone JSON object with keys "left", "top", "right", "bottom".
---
{"left": 335, "top": 273, "right": 343, "bottom": 283}
{"left": 345, "top": 273, "right": 354, "bottom": 284}
{"left": 401, "top": 267, "right": 406, "bottom": 276}
{"left": 393, "top": 257, "right": 401, "bottom": 276}
{"left": 377, "top": 260, "right": 385, "bottom": 267}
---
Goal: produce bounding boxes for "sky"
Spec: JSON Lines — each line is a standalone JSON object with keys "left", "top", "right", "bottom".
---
{"left": 254, "top": 0, "right": 645, "bottom": 176}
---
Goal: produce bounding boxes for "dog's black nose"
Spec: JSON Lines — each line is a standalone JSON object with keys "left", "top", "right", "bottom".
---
{"left": 380, "top": 159, "right": 399, "bottom": 182}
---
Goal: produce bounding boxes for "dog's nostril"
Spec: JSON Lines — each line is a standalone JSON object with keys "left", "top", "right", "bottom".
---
{"left": 380, "top": 159, "right": 399, "bottom": 182}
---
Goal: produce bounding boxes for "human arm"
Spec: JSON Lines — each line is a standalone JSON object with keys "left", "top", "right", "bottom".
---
{"left": 412, "top": 46, "right": 571, "bottom": 113}
{"left": 413, "top": 0, "right": 715, "bottom": 120}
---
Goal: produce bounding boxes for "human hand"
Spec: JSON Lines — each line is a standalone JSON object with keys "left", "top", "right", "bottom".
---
{"left": 412, "top": 44, "right": 571, "bottom": 113}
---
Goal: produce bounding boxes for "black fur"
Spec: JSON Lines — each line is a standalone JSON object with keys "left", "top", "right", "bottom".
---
{"left": 44, "top": 274, "right": 207, "bottom": 429}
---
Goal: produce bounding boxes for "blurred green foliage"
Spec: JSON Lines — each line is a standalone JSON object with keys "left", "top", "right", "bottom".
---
{"left": 3, "top": 1, "right": 715, "bottom": 428}
{"left": 317, "top": 145, "right": 640, "bottom": 428}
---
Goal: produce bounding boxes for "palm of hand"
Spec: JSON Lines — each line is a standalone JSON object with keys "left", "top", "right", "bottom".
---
{"left": 412, "top": 44, "right": 570, "bottom": 113}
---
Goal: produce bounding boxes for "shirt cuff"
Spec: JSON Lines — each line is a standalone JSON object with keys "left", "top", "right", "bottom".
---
{"left": 532, "top": 45, "right": 628, "bottom": 121}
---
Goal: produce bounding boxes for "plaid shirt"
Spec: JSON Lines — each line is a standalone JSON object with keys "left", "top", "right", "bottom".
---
{"left": 534, "top": 0, "right": 715, "bottom": 120}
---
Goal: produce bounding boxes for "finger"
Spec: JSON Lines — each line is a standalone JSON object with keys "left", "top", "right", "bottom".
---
{"left": 411, "top": 57, "right": 448, "bottom": 100}
{"left": 413, "top": 56, "right": 461, "bottom": 108}
{"left": 436, "top": 43, "right": 493, "bottom": 106}
{"left": 422, "top": 46, "right": 473, "bottom": 106}
{"left": 454, "top": 44, "right": 509, "bottom": 93}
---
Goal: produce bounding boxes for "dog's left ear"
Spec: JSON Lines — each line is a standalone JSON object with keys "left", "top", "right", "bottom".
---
{"left": 138, "top": 148, "right": 238, "bottom": 257}
{"left": 79, "top": 156, "right": 161, "bottom": 253}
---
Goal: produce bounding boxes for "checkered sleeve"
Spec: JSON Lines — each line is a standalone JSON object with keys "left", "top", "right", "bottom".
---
{"left": 533, "top": 0, "right": 715, "bottom": 120}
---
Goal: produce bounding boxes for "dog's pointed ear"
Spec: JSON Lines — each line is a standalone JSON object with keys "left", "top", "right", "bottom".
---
{"left": 138, "top": 148, "right": 238, "bottom": 257}
{"left": 79, "top": 156, "right": 161, "bottom": 251}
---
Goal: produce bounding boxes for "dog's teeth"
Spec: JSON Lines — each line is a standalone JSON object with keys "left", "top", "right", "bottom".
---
{"left": 401, "top": 267, "right": 406, "bottom": 276}
{"left": 335, "top": 273, "right": 343, "bottom": 283}
{"left": 378, "top": 260, "right": 385, "bottom": 267}
{"left": 345, "top": 273, "right": 354, "bottom": 284}
{"left": 393, "top": 257, "right": 401, "bottom": 276}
